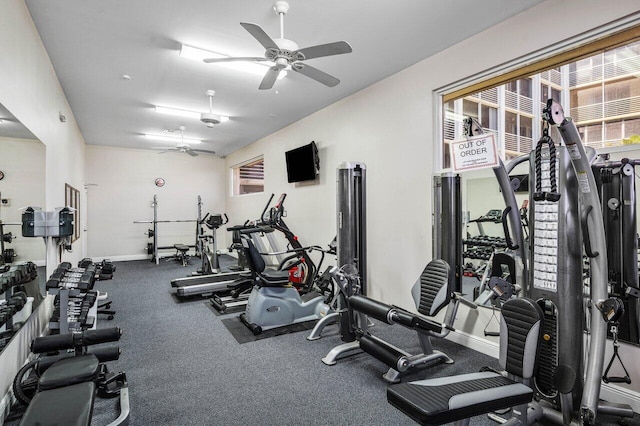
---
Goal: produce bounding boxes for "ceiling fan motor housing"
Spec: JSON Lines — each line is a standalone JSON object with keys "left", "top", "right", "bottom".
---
{"left": 201, "top": 112, "right": 221, "bottom": 127}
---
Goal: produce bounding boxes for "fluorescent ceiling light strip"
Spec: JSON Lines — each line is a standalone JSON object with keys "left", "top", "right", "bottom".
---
{"left": 155, "top": 106, "right": 201, "bottom": 119}
{"left": 154, "top": 106, "right": 229, "bottom": 123}
{"left": 180, "top": 44, "right": 286, "bottom": 80}
{"left": 144, "top": 134, "right": 202, "bottom": 144}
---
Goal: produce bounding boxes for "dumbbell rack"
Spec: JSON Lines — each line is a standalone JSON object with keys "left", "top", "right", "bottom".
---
{"left": 47, "top": 263, "right": 99, "bottom": 334}
{"left": 48, "top": 288, "right": 97, "bottom": 334}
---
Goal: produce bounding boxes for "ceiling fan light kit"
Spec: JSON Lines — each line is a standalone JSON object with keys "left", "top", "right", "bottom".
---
{"left": 202, "top": 1, "right": 353, "bottom": 90}
{"left": 148, "top": 125, "right": 217, "bottom": 157}
{"left": 201, "top": 90, "right": 223, "bottom": 128}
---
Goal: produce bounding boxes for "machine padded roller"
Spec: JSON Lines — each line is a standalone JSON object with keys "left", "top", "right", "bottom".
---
{"left": 360, "top": 334, "right": 407, "bottom": 371}
{"left": 32, "top": 334, "right": 75, "bottom": 353}
{"left": 349, "top": 295, "right": 395, "bottom": 324}
{"left": 82, "top": 327, "right": 122, "bottom": 346}
{"left": 36, "top": 346, "right": 122, "bottom": 373}
{"left": 32, "top": 327, "right": 122, "bottom": 353}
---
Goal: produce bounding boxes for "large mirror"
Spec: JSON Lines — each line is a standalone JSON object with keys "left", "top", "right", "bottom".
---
{"left": 0, "top": 103, "right": 46, "bottom": 352}
{"left": 459, "top": 162, "right": 529, "bottom": 307}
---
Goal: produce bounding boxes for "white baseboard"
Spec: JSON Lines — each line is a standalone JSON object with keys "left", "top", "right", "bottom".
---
{"left": 601, "top": 383, "right": 640, "bottom": 413}
{"left": 89, "top": 249, "right": 234, "bottom": 264}
{"left": 90, "top": 254, "right": 150, "bottom": 263}
{"left": 446, "top": 328, "right": 499, "bottom": 359}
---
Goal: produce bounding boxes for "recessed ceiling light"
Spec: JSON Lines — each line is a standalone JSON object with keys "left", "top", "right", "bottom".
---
{"left": 154, "top": 106, "right": 229, "bottom": 123}
{"left": 143, "top": 133, "right": 202, "bottom": 144}
{"left": 122, "top": 74, "right": 131, "bottom": 80}
{"left": 179, "top": 44, "right": 286, "bottom": 80}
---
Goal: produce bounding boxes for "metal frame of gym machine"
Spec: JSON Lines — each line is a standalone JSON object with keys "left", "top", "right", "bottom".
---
{"left": 495, "top": 100, "right": 630, "bottom": 424}
{"left": 133, "top": 195, "right": 201, "bottom": 265}
{"left": 593, "top": 157, "right": 640, "bottom": 346}
{"left": 308, "top": 161, "right": 368, "bottom": 361}
{"left": 468, "top": 103, "right": 631, "bottom": 424}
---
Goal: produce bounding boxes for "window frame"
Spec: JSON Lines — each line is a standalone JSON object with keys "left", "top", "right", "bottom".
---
{"left": 230, "top": 155, "right": 265, "bottom": 197}
{"left": 434, "top": 15, "right": 640, "bottom": 171}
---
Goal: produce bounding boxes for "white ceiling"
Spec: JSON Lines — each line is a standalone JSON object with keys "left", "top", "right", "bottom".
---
{"left": 25, "top": 0, "right": 542, "bottom": 157}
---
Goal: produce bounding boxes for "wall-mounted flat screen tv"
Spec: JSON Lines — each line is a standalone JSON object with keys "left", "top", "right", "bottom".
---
{"left": 285, "top": 141, "right": 319, "bottom": 183}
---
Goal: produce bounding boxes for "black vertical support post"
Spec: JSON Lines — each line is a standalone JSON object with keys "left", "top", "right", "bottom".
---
{"left": 437, "top": 173, "right": 462, "bottom": 293}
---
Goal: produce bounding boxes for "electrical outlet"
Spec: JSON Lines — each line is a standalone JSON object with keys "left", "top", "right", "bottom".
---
{"left": 0, "top": 198, "right": 9, "bottom": 206}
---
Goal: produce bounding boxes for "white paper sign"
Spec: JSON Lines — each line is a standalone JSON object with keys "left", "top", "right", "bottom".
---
{"left": 450, "top": 133, "right": 499, "bottom": 172}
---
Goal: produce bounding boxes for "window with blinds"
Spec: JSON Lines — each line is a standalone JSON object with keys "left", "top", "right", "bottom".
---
{"left": 440, "top": 26, "right": 640, "bottom": 169}
{"left": 232, "top": 156, "right": 264, "bottom": 195}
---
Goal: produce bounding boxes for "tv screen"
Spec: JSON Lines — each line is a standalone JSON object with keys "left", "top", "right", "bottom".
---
{"left": 285, "top": 141, "right": 319, "bottom": 183}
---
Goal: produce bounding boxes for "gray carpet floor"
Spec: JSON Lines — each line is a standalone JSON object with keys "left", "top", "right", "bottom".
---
{"left": 6, "top": 256, "right": 640, "bottom": 425}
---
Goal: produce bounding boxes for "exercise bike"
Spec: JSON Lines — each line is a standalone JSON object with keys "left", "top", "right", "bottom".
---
{"left": 239, "top": 235, "right": 333, "bottom": 335}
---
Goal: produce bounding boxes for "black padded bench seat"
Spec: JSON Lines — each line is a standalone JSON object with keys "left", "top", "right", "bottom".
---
{"left": 20, "top": 381, "right": 95, "bottom": 426}
{"left": 38, "top": 354, "right": 100, "bottom": 391}
{"left": 387, "top": 298, "right": 544, "bottom": 425}
{"left": 174, "top": 244, "right": 190, "bottom": 266}
{"left": 387, "top": 371, "right": 533, "bottom": 425}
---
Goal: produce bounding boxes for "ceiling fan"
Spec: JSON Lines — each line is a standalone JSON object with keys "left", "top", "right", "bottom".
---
{"left": 152, "top": 126, "right": 216, "bottom": 157}
{"left": 204, "top": 1, "right": 352, "bottom": 90}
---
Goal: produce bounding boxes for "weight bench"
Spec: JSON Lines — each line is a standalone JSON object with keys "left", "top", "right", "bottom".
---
{"left": 21, "top": 381, "right": 96, "bottom": 426}
{"left": 174, "top": 244, "right": 190, "bottom": 266}
{"left": 17, "top": 328, "right": 130, "bottom": 426}
{"left": 387, "top": 297, "right": 543, "bottom": 425}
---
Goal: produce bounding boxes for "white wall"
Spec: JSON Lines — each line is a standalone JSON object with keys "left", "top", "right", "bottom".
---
{"left": 0, "top": 137, "right": 46, "bottom": 264}
{"left": 0, "top": 0, "right": 87, "bottom": 408}
{"left": 0, "top": 0, "right": 86, "bottom": 269}
{"left": 85, "top": 145, "right": 226, "bottom": 260}
{"left": 225, "top": 0, "right": 640, "bottom": 306}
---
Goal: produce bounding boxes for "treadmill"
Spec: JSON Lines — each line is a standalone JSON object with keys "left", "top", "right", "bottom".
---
{"left": 170, "top": 194, "right": 286, "bottom": 298}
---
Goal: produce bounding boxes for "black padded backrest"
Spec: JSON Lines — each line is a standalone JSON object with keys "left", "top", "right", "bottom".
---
{"left": 242, "top": 238, "right": 266, "bottom": 274}
{"left": 499, "top": 297, "right": 544, "bottom": 379}
{"left": 490, "top": 252, "right": 516, "bottom": 283}
{"left": 413, "top": 259, "right": 450, "bottom": 317}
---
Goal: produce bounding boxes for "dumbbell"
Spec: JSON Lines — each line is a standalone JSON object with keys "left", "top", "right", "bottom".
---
{"left": 99, "top": 259, "right": 115, "bottom": 275}
{"left": 78, "top": 258, "right": 94, "bottom": 268}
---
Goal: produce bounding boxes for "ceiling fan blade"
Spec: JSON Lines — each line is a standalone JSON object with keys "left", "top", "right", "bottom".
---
{"left": 204, "top": 57, "right": 269, "bottom": 64}
{"left": 186, "top": 150, "right": 198, "bottom": 157}
{"left": 292, "top": 63, "right": 340, "bottom": 87}
{"left": 294, "top": 41, "right": 352, "bottom": 61}
{"left": 151, "top": 146, "right": 175, "bottom": 154}
{"left": 259, "top": 66, "right": 281, "bottom": 90}
{"left": 240, "top": 22, "right": 279, "bottom": 50}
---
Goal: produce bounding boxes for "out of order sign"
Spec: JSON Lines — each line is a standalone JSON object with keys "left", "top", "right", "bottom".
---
{"left": 450, "top": 133, "right": 499, "bottom": 172}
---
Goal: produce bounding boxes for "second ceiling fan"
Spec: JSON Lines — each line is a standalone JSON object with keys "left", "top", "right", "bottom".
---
{"left": 204, "top": 1, "right": 352, "bottom": 90}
